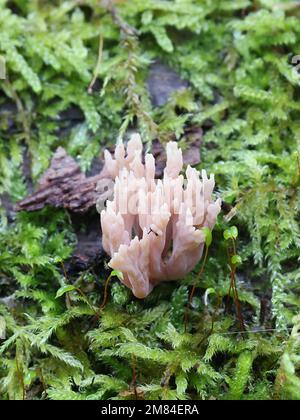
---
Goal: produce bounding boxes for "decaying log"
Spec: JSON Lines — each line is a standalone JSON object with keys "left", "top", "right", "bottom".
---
{"left": 15, "top": 147, "right": 112, "bottom": 213}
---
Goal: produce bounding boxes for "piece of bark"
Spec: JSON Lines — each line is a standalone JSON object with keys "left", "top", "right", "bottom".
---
{"left": 15, "top": 147, "right": 112, "bottom": 213}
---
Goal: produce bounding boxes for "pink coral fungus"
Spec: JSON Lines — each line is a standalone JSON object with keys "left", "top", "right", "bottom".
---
{"left": 100, "top": 134, "right": 221, "bottom": 298}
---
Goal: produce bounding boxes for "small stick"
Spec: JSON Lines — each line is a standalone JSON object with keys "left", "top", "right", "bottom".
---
{"left": 98, "top": 273, "right": 112, "bottom": 312}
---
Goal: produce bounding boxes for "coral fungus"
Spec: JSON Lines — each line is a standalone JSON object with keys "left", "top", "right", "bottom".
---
{"left": 100, "top": 134, "right": 221, "bottom": 298}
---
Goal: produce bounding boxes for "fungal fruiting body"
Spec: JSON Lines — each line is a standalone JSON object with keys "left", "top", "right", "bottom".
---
{"left": 100, "top": 134, "right": 221, "bottom": 298}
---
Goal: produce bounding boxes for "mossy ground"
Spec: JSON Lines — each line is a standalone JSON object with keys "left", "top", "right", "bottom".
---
{"left": 0, "top": 0, "right": 300, "bottom": 400}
